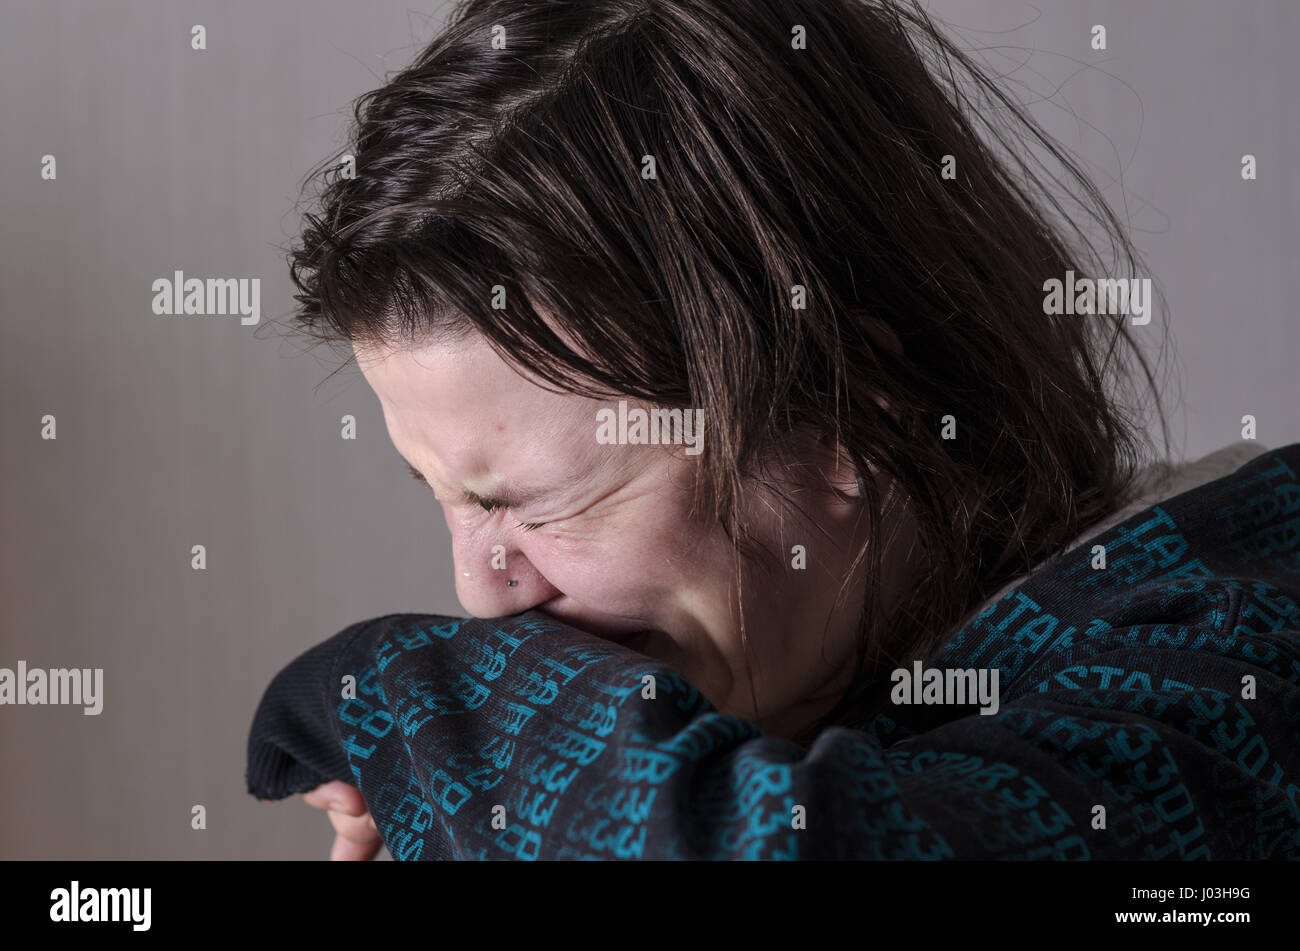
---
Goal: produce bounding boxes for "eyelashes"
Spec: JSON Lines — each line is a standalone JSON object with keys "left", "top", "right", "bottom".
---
{"left": 407, "top": 464, "right": 546, "bottom": 532}
{"left": 477, "top": 497, "right": 546, "bottom": 533}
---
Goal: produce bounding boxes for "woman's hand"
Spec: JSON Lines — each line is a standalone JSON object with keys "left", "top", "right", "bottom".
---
{"left": 301, "top": 780, "right": 383, "bottom": 861}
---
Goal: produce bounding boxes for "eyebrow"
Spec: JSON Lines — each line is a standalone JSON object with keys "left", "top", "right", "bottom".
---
{"left": 401, "top": 458, "right": 545, "bottom": 510}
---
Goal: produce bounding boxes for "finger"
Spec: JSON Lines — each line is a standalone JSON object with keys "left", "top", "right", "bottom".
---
{"left": 331, "top": 831, "right": 383, "bottom": 862}
{"left": 302, "top": 780, "right": 368, "bottom": 816}
{"left": 328, "top": 808, "right": 381, "bottom": 845}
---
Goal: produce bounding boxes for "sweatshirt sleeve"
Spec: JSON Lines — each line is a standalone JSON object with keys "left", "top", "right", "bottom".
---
{"left": 247, "top": 609, "right": 1300, "bottom": 860}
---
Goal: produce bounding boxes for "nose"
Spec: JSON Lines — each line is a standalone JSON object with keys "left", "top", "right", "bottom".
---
{"left": 442, "top": 503, "right": 559, "bottom": 618}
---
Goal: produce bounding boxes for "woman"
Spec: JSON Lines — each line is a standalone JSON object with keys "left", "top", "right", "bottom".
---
{"left": 247, "top": 0, "right": 1300, "bottom": 859}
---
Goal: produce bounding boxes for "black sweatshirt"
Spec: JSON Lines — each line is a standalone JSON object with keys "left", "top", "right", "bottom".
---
{"left": 247, "top": 443, "right": 1300, "bottom": 859}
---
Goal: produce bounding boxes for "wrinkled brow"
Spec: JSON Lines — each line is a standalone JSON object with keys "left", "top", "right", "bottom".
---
{"left": 402, "top": 457, "right": 545, "bottom": 510}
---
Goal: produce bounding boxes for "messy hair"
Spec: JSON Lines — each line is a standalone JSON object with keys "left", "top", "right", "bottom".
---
{"left": 288, "top": 0, "right": 1171, "bottom": 744}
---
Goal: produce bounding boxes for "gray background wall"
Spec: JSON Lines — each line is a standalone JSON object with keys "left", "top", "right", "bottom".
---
{"left": 0, "top": 0, "right": 1295, "bottom": 859}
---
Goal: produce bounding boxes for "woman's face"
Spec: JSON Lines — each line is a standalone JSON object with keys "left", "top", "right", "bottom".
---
{"left": 355, "top": 332, "right": 907, "bottom": 738}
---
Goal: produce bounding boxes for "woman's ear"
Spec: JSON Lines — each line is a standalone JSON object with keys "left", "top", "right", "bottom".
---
{"left": 816, "top": 432, "right": 872, "bottom": 500}
{"left": 812, "top": 315, "right": 902, "bottom": 498}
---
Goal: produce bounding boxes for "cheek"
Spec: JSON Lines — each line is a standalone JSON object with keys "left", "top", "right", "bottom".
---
{"left": 521, "top": 518, "right": 702, "bottom": 605}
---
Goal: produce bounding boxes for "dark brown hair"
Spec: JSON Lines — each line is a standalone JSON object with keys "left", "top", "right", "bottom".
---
{"left": 287, "top": 0, "right": 1172, "bottom": 744}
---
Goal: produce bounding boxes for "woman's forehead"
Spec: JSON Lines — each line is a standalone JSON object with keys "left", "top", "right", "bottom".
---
{"left": 356, "top": 335, "right": 636, "bottom": 495}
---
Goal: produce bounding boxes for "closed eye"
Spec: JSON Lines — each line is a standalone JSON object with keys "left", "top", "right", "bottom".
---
{"left": 477, "top": 497, "right": 546, "bottom": 533}
{"left": 406, "top": 460, "right": 546, "bottom": 531}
